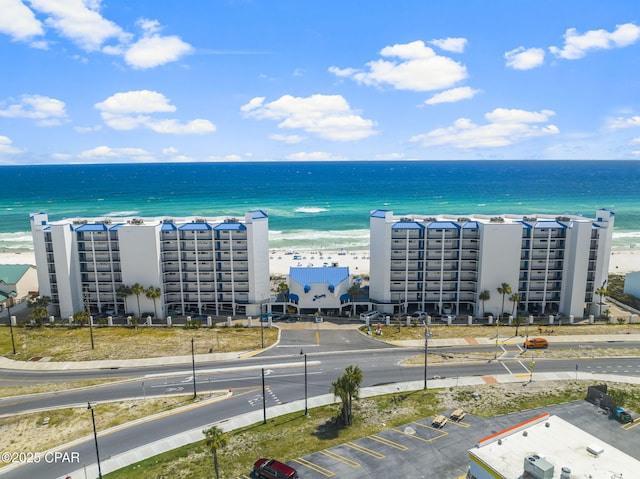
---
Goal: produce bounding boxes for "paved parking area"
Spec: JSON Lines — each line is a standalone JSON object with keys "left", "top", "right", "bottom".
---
{"left": 235, "top": 400, "right": 640, "bottom": 479}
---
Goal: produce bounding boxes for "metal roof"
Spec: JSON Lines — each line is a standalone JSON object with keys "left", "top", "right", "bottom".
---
{"left": 250, "top": 210, "right": 268, "bottom": 219}
{"left": 75, "top": 223, "right": 108, "bottom": 232}
{"left": 427, "top": 221, "right": 460, "bottom": 230}
{"left": 213, "top": 223, "right": 247, "bottom": 231}
{"left": 392, "top": 221, "right": 424, "bottom": 230}
{"left": 161, "top": 223, "right": 177, "bottom": 231}
{"left": 370, "top": 209, "right": 390, "bottom": 218}
{"left": 534, "top": 220, "right": 567, "bottom": 229}
{"left": 179, "top": 223, "right": 212, "bottom": 231}
{"left": 0, "top": 264, "right": 32, "bottom": 284}
{"left": 289, "top": 267, "right": 350, "bottom": 286}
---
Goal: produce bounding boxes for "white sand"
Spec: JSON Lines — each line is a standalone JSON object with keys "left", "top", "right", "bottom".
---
{"left": 2, "top": 248, "right": 639, "bottom": 277}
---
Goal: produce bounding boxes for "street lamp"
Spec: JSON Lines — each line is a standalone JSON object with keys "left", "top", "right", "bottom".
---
{"left": 300, "top": 350, "right": 308, "bottom": 416}
{"left": 423, "top": 323, "right": 432, "bottom": 390}
{"left": 6, "top": 291, "right": 17, "bottom": 355}
{"left": 191, "top": 338, "right": 197, "bottom": 399}
{"left": 87, "top": 402, "right": 103, "bottom": 479}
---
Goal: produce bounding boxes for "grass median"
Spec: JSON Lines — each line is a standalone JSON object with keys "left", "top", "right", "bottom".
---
{"left": 0, "top": 325, "right": 278, "bottom": 362}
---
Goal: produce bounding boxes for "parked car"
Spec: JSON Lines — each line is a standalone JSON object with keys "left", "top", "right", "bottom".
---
{"left": 610, "top": 407, "right": 633, "bottom": 424}
{"left": 260, "top": 312, "right": 281, "bottom": 322}
{"left": 253, "top": 458, "right": 298, "bottom": 479}
{"left": 523, "top": 337, "right": 549, "bottom": 349}
{"left": 411, "top": 311, "right": 428, "bottom": 320}
{"left": 359, "top": 310, "right": 380, "bottom": 321}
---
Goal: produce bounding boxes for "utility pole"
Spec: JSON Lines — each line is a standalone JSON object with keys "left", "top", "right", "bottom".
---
{"left": 261, "top": 368, "right": 267, "bottom": 424}
{"left": 423, "top": 323, "right": 432, "bottom": 390}
{"left": 6, "top": 293, "right": 17, "bottom": 355}
{"left": 84, "top": 287, "right": 95, "bottom": 350}
{"left": 191, "top": 338, "right": 197, "bottom": 399}
{"left": 87, "top": 402, "right": 103, "bottom": 479}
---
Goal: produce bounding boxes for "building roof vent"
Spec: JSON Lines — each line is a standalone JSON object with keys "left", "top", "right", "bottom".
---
{"left": 587, "top": 444, "right": 604, "bottom": 456}
{"left": 560, "top": 466, "right": 571, "bottom": 479}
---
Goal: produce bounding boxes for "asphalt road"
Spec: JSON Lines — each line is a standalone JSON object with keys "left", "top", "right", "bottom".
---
{"left": 1, "top": 330, "right": 640, "bottom": 478}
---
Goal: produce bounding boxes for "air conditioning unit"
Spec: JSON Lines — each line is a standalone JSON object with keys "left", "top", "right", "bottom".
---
{"left": 523, "top": 454, "right": 555, "bottom": 479}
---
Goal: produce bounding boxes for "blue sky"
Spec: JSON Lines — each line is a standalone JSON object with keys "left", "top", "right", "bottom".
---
{"left": 1, "top": 0, "right": 640, "bottom": 164}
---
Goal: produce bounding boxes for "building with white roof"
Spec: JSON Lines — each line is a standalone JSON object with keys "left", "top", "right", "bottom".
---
{"left": 468, "top": 413, "right": 639, "bottom": 479}
{"left": 369, "top": 209, "right": 614, "bottom": 318}
{"left": 287, "top": 266, "right": 351, "bottom": 314}
{"left": 30, "top": 211, "right": 270, "bottom": 319}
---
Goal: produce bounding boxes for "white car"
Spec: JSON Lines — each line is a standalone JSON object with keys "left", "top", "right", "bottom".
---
{"left": 411, "top": 311, "right": 428, "bottom": 320}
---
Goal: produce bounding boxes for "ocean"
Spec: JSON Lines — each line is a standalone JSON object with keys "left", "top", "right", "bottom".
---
{"left": 1, "top": 160, "right": 639, "bottom": 253}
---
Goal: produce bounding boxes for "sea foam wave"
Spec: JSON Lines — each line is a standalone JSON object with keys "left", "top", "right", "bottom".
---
{"left": 294, "top": 207, "right": 328, "bottom": 214}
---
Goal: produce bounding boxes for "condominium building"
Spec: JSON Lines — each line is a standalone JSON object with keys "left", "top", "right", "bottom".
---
{"left": 30, "top": 211, "right": 270, "bottom": 319}
{"left": 369, "top": 209, "right": 614, "bottom": 318}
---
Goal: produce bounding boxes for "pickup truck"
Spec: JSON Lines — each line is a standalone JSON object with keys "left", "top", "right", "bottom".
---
{"left": 610, "top": 407, "right": 633, "bottom": 424}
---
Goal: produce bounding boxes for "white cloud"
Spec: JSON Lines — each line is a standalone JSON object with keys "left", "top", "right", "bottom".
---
{"left": 429, "top": 37, "right": 468, "bottom": 53}
{"left": 241, "top": 94, "right": 377, "bottom": 141}
{"left": 5, "top": 2, "right": 191, "bottom": 69}
{"left": 410, "top": 108, "right": 558, "bottom": 149}
{"left": 95, "top": 90, "right": 176, "bottom": 114}
{"left": 425, "top": 86, "right": 480, "bottom": 105}
{"left": 78, "top": 145, "right": 156, "bottom": 162}
{"left": 329, "top": 40, "right": 468, "bottom": 92}
{"left": 550, "top": 22, "right": 640, "bottom": 60}
{"left": 95, "top": 90, "right": 215, "bottom": 134}
{"left": 375, "top": 152, "right": 405, "bottom": 160}
{"left": 123, "top": 18, "right": 193, "bottom": 69}
{"left": 162, "top": 146, "right": 180, "bottom": 155}
{"left": 0, "top": 135, "right": 24, "bottom": 155}
{"left": 504, "top": 47, "right": 545, "bottom": 70}
{"left": 205, "top": 154, "right": 245, "bottom": 162}
{"left": 630, "top": 137, "right": 640, "bottom": 145}
{"left": 285, "top": 151, "right": 343, "bottom": 161}
{"left": 0, "top": 0, "right": 44, "bottom": 42}
{"left": 270, "top": 133, "right": 306, "bottom": 144}
{"left": 0, "top": 94, "right": 67, "bottom": 126}
{"left": 29, "top": 0, "right": 129, "bottom": 51}
{"left": 607, "top": 115, "right": 640, "bottom": 129}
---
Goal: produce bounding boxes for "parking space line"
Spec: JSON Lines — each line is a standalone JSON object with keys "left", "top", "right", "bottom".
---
{"left": 447, "top": 419, "right": 470, "bottom": 428}
{"left": 319, "top": 450, "right": 361, "bottom": 468}
{"left": 622, "top": 421, "right": 640, "bottom": 431}
{"left": 292, "top": 457, "right": 335, "bottom": 477}
{"left": 411, "top": 421, "right": 449, "bottom": 440}
{"left": 345, "top": 441, "right": 385, "bottom": 459}
{"left": 368, "top": 434, "right": 409, "bottom": 450}
{"left": 392, "top": 427, "right": 447, "bottom": 443}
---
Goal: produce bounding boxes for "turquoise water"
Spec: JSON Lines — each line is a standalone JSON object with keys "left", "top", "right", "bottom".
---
{"left": 1, "top": 160, "right": 639, "bottom": 251}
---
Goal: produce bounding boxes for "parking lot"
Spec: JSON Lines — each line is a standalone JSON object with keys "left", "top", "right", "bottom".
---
{"left": 235, "top": 400, "right": 640, "bottom": 479}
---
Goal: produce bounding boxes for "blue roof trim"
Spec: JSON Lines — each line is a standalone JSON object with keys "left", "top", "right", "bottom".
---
{"left": 462, "top": 221, "right": 479, "bottom": 229}
{"left": 180, "top": 223, "right": 212, "bottom": 231}
{"left": 161, "top": 223, "right": 177, "bottom": 231}
{"left": 289, "top": 267, "right": 350, "bottom": 286}
{"left": 534, "top": 221, "right": 566, "bottom": 229}
{"left": 370, "top": 209, "right": 389, "bottom": 218}
{"left": 516, "top": 220, "right": 533, "bottom": 229}
{"left": 76, "top": 223, "right": 108, "bottom": 232}
{"left": 250, "top": 210, "right": 268, "bottom": 219}
{"left": 110, "top": 223, "right": 125, "bottom": 231}
{"left": 427, "top": 221, "right": 460, "bottom": 230}
{"left": 213, "top": 223, "right": 246, "bottom": 231}
{"left": 392, "top": 221, "right": 424, "bottom": 230}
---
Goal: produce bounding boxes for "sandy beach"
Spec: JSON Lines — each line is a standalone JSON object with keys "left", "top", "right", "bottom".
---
{"left": 2, "top": 248, "right": 639, "bottom": 276}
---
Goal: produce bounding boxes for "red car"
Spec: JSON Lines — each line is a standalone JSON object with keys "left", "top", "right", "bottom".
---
{"left": 253, "top": 458, "right": 298, "bottom": 479}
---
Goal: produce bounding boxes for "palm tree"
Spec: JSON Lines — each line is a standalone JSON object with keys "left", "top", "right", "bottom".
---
{"left": 509, "top": 293, "right": 521, "bottom": 335}
{"left": 203, "top": 425, "right": 227, "bottom": 479}
{"left": 116, "top": 285, "right": 132, "bottom": 314}
{"left": 496, "top": 283, "right": 512, "bottom": 323}
{"left": 331, "top": 365, "right": 364, "bottom": 426}
{"left": 479, "top": 290, "right": 490, "bottom": 317}
{"left": 145, "top": 286, "right": 161, "bottom": 320}
{"left": 595, "top": 286, "right": 609, "bottom": 318}
{"left": 130, "top": 283, "right": 145, "bottom": 318}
